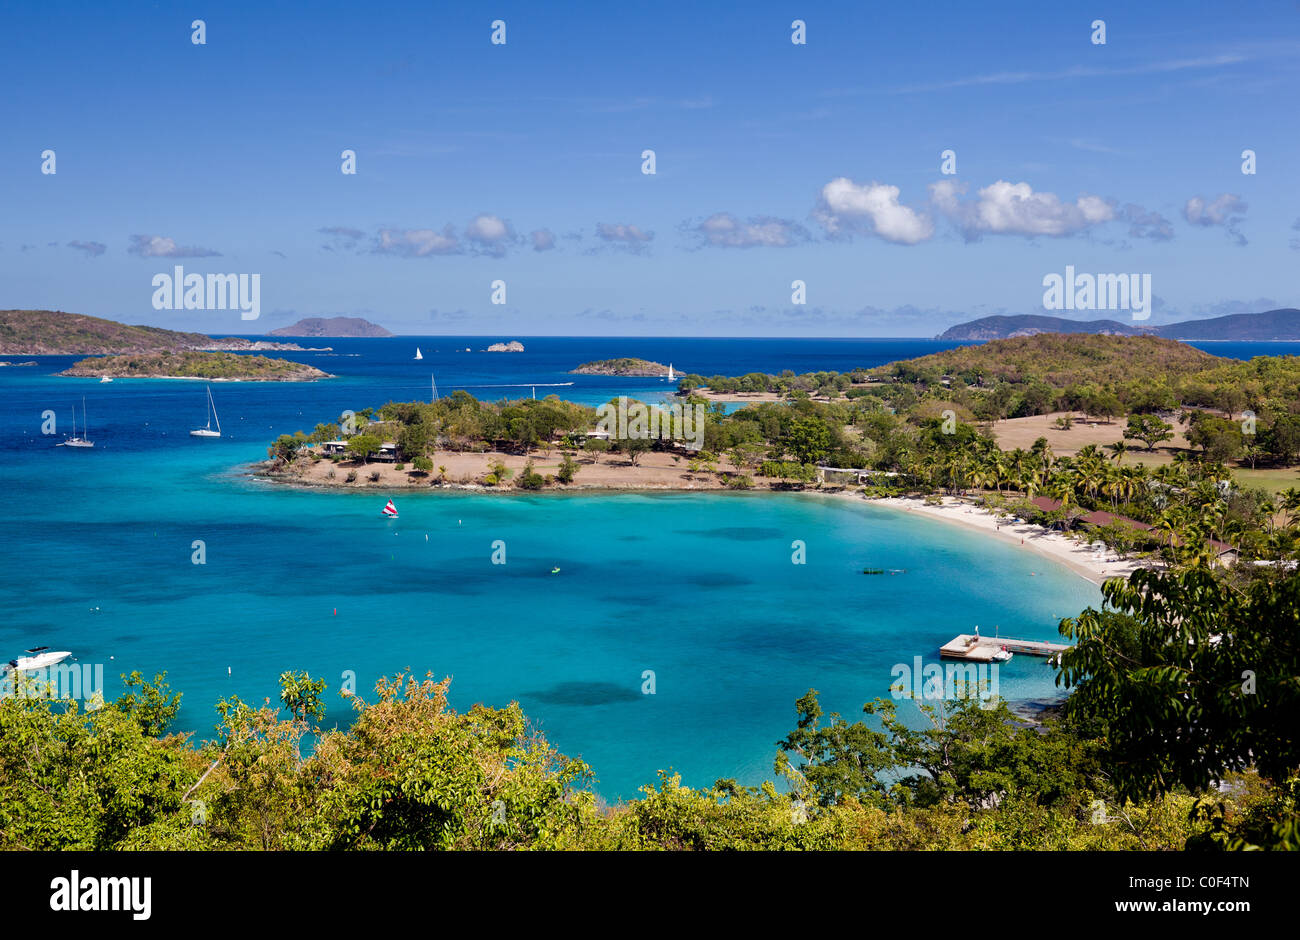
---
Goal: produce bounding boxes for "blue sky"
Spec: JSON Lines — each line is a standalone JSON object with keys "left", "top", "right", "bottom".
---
{"left": 1, "top": 0, "right": 1298, "bottom": 336}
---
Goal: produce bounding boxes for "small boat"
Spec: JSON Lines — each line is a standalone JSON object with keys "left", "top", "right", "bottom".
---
{"left": 190, "top": 385, "right": 222, "bottom": 438}
{"left": 57, "top": 398, "right": 94, "bottom": 448}
{"left": 415, "top": 347, "right": 423, "bottom": 360}
{"left": 551, "top": 567, "right": 561, "bottom": 574}
{"left": 667, "top": 363, "right": 675, "bottom": 382}
{"left": 990, "top": 647, "right": 1014, "bottom": 663}
{"left": 99, "top": 376, "right": 112, "bottom": 383}
{"left": 5, "top": 647, "right": 72, "bottom": 673}
{"left": 382, "top": 499, "right": 398, "bottom": 518}
{"left": 862, "top": 568, "right": 885, "bottom": 575}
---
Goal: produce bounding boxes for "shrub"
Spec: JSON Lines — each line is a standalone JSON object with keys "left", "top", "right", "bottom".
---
{"left": 411, "top": 455, "right": 434, "bottom": 474}
{"left": 557, "top": 454, "right": 579, "bottom": 484}
{"left": 394, "top": 463, "right": 405, "bottom": 471}
{"left": 326, "top": 469, "right": 336, "bottom": 480}
{"left": 517, "top": 461, "right": 545, "bottom": 490}
{"left": 727, "top": 474, "right": 753, "bottom": 490}
{"left": 345, "top": 470, "right": 358, "bottom": 483}
{"left": 368, "top": 470, "right": 381, "bottom": 482}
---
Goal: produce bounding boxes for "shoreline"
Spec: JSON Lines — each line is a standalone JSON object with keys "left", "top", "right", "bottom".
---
{"left": 860, "top": 494, "right": 1146, "bottom": 586}
{"left": 253, "top": 452, "right": 1136, "bottom": 586}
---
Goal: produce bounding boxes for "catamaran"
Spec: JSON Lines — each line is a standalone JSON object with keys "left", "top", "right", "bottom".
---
{"left": 415, "top": 347, "right": 423, "bottom": 360}
{"left": 4, "top": 647, "right": 72, "bottom": 673}
{"left": 190, "top": 385, "right": 222, "bottom": 438}
{"left": 382, "top": 499, "right": 398, "bottom": 518}
{"left": 57, "top": 398, "right": 94, "bottom": 448}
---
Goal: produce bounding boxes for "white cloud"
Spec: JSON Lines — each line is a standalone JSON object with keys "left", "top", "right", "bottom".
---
{"left": 930, "top": 179, "right": 1115, "bottom": 239}
{"left": 530, "top": 229, "right": 556, "bottom": 251}
{"left": 1184, "top": 193, "right": 1248, "bottom": 245}
{"left": 689, "top": 212, "right": 807, "bottom": 248}
{"left": 594, "top": 222, "right": 654, "bottom": 253}
{"left": 465, "top": 214, "right": 515, "bottom": 255}
{"left": 127, "top": 234, "right": 221, "bottom": 258}
{"left": 67, "top": 240, "right": 106, "bottom": 257}
{"left": 813, "top": 178, "right": 934, "bottom": 244}
{"left": 373, "top": 227, "right": 461, "bottom": 257}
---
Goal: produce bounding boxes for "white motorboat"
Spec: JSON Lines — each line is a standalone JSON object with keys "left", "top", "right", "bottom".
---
{"left": 5, "top": 647, "right": 72, "bottom": 672}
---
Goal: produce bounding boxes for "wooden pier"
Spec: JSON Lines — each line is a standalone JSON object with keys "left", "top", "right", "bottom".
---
{"left": 939, "top": 633, "right": 1071, "bottom": 662}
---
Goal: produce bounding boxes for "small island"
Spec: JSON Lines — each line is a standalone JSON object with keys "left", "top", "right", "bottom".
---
{"left": 485, "top": 341, "right": 525, "bottom": 352}
{"left": 60, "top": 350, "right": 332, "bottom": 381}
{"left": 267, "top": 317, "right": 393, "bottom": 338}
{"left": 572, "top": 357, "right": 673, "bottom": 376}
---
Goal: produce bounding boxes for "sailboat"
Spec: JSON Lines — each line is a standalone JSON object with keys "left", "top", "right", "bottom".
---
{"left": 415, "top": 347, "right": 423, "bottom": 360}
{"left": 381, "top": 499, "right": 398, "bottom": 518}
{"left": 57, "top": 398, "right": 94, "bottom": 448}
{"left": 667, "top": 363, "right": 675, "bottom": 382}
{"left": 190, "top": 385, "right": 222, "bottom": 438}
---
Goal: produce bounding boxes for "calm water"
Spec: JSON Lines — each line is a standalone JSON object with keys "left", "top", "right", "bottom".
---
{"left": 1, "top": 335, "right": 1271, "bottom": 798}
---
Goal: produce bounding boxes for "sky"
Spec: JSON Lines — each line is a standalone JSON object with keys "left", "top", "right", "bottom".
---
{"left": 1, "top": 0, "right": 1298, "bottom": 337}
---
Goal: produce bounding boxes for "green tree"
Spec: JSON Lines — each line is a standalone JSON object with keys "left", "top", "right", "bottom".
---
{"left": 1123, "top": 414, "right": 1174, "bottom": 451}
{"left": 1058, "top": 568, "right": 1300, "bottom": 814}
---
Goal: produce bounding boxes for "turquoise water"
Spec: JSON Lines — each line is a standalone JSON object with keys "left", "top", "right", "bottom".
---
{"left": 0, "top": 342, "right": 1106, "bottom": 800}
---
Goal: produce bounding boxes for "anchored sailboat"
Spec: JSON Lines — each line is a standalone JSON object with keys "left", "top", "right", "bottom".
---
{"left": 190, "top": 385, "right": 221, "bottom": 438}
{"left": 415, "top": 347, "right": 423, "bottom": 360}
{"left": 57, "top": 398, "right": 94, "bottom": 448}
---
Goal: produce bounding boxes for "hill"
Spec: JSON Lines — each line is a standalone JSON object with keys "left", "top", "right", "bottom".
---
{"left": 0, "top": 309, "right": 213, "bottom": 354}
{"left": 0, "top": 309, "right": 312, "bottom": 354}
{"left": 267, "top": 317, "right": 393, "bottom": 337}
{"left": 876, "top": 334, "right": 1222, "bottom": 388}
{"left": 572, "top": 357, "right": 673, "bottom": 376}
{"left": 938, "top": 308, "right": 1300, "bottom": 341}
{"left": 60, "top": 351, "right": 332, "bottom": 381}
{"left": 1154, "top": 309, "right": 1300, "bottom": 341}
{"left": 937, "top": 314, "right": 1145, "bottom": 340}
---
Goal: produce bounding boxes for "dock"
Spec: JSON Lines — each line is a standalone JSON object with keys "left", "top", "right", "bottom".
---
{"left": 939, "top": 633, "right": 1071, "bottom": 662}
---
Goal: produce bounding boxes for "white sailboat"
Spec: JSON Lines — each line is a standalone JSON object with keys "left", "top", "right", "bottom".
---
{"left": 415, "top": 347, "right": 423, "bottom": 360}
{"left": 667, "top": 363, "right": 675, "bottom": 382}
{"left": 190, "top": 385, "right": 222, "bottom": 438}
{"left": 57, "top": 398, "right": 94, "bottom": 448}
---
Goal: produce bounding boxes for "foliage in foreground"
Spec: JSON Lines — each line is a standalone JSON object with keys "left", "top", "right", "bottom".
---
{"left": 0, "top": 659, "right": 1293, "bottom": 850}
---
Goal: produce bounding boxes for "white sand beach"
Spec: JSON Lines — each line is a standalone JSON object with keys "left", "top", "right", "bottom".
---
{"left": 863, "top": 495, "right": 1148, "bottom": 586}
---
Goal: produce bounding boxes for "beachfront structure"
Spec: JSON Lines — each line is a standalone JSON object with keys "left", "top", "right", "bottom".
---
{"left": 321, "top": 441, "right": 347, "bottom": 455}
{"left": 1028, "top": 496, "right": 1238, "bottom": 564}
{"left": 818, "top": 467, "right": 899, "bottom": 485}
{"left": 374, "top": 443, "right": 399, "bottom": 462}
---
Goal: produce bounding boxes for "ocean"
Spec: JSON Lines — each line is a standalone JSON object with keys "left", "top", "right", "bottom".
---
{"left": 0, "top": 336, "right": 1275, "bottom": 799}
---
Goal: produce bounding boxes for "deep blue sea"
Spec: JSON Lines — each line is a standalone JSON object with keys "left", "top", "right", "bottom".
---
{"left": 0, "top": 336, "right": 1278, "bottom": 799}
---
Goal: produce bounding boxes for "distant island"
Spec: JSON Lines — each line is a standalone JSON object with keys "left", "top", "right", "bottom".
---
{"left": 485, "top": 341, "right": 525, "bottom": 352}
{"left": 0, "top": 309, "right": 319, "bottom": 354}
{"left": 572, "top": 357, "right": 673, "bottom": 376}
{"left": 267, "top": 317, "right": 393, "bottom": 338}
{"left": 939, "top": 308, "right": 1300, "bottom": 341}
{"left": 60, "top": 351, "right": 332, "bottom": 382}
